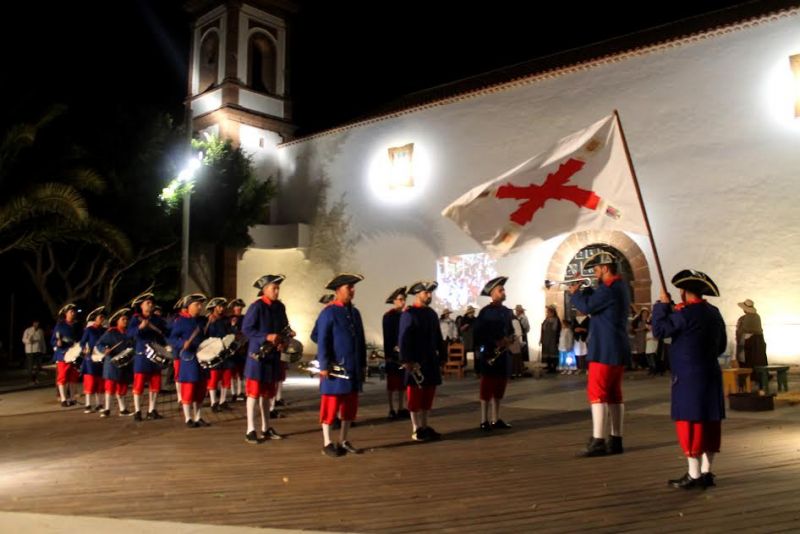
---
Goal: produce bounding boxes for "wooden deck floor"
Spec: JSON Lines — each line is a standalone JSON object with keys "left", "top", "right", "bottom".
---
{"left": 1, "top": 374, "right": 800, "bottom": 533}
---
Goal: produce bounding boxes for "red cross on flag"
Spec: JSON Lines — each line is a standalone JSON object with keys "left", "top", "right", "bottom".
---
{"left": 442, "top": 113, "right": 649, "bottom": 256}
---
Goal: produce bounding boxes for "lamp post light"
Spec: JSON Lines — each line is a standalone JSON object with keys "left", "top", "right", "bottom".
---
{"left": 178, "top": 155, "right": 202, "bottom": 295}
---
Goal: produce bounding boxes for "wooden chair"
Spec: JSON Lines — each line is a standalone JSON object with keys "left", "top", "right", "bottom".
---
{"left": 443, "top": 342, "right": 465, "bottom": 379}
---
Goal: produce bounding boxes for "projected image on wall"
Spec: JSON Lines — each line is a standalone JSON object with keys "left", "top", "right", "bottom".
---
{"left": 435, "top": 253, "right": 498, "bottom": 313}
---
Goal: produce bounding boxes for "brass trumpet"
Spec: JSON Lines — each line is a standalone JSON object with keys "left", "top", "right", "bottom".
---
{"left": 544, "top": 278, "right": 592, "bottom": 290}
{"left": 407, "top": 363, "right": 424, "bottom": 388}
{"left": 487, "top": 336, "right": 514, "bottom": 365}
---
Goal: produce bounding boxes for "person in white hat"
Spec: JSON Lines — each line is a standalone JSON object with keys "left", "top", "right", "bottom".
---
{"left": 735, "top": 299, "right": 767, "bottom": 369}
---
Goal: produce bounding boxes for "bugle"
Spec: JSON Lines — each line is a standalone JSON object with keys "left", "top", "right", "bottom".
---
{"left": 544, "top": 278, "right": 592, "bottom": 290}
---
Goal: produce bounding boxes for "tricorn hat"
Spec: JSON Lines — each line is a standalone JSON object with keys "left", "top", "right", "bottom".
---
{"left": 58, "top": 303, "right": 77, "bottom": 317}
{"left": 108, "top": 307, "right": 130, "bottom": 326}
{"left": 86, "top": 306, "right": 107, "bottom": 322}
{"left": 319, "top": 294, "right": 335, "bottom": 304}
{"left": 174, "top": 296, "right": 186, "bottom": 310}
{"left": 385, "top": 286, "right": 407, "bottom": 304}
{"left": 227, "top": 298, "right": 246, "bottom": 309}
{"left": 205, "top": 297, "right": 228, "bottom": 311}
{"left": 325, "top": 273, "right": 364, "bottom": 290}
{"left": 131, "top": 291, "right": 155, "bottom": 308}
{"left": 671, "top": 269, "right": 720, "bottom": 297}
{"left": 407, "top": 281, "right": 438, "bottom": 295}
{"left": 254, "top": 274, "right": 286, "bottom": 295}
{"left": 583, "top": 251, "right": 617, "bottom": 269}
{"left": 181, "top": 293, "right": 207, "bottom": 307}
{"left": 465, "top": 305, "right": 476, "bottom": 316}
{"left": 480, "top": 276, "right": 508, "bottom": 297}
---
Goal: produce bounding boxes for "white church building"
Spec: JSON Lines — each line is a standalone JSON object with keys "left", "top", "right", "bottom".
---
{"left": 184, "top": 1, "right": 800, "bottom": 364}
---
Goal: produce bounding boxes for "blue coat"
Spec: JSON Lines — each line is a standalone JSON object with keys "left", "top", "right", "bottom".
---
{"left": 315, "top": 302, "right": 366, "bottom": 395}
{"left": 128, "top": 313, "right": 168, "bottom": 375}
{"left": 474, "top": 303, "right": 514, "bottom": 377}
{"left": 242, "top": 298, "right": 287, "bottom": 383}
{"left": 80, "top": 324, "right": 105, "bottom": 376}
{"left": 97, "top": 328, "right": 133, "bottom": 383}
{"left": 399, "top": 305, "right": 443, "bottom": 387}
{"left": 570, "top": 278, "right": 631, "bottom": 366}
{"left": 382, "top": 308, "right": 403, "bottom": 374}
{"left": 652, "top": 300, "right": 726, "bottom": 421}
{"left": 51, "top": 320, "right": 82, "bottom": 363}
{"left": 167, "top": 313, "right": 207, "bottom": 383}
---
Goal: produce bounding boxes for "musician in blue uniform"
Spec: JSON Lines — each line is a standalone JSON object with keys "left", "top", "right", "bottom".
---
{"left": 52, "top": 303, "right": 83, "bottom": 407}
{"left": 242, "top": 275, "right": 290, "bottom": 443}
{"left": 80, "top": 306, "right": 107, "bottom": 413}
{"left": 128, "top": 291, "right": 169, "bottom": 422}
{"left": 652, "top": 269, "right": 726, "bottom": 489}
{"left": 97, "top": 308, "right": 134, "bottom": 418}
{"left": 568, "top": 251, "right": 631, "bottom": 457}
{"left": 204, "top": 297, "right": 229, "bottom": 412}
{"left": 227, "top": 298, "right": 247, "bottom": 402}
{"left": 167, "top": 293, "right": 211, "bottom": 428}
{"left": 315, "top": 273, "right": 367, "bottom": 457}
{"left": 383, "top": 286, "right": 408, "bottom": 420}
{"left": 171, "top": 297, "right": 186, "bottom": 404}
{"left": 399, "top": 281, "right": 444, "bottom": 442}
{"left": 474, "top": 276, "right": 514, "bottom": 431}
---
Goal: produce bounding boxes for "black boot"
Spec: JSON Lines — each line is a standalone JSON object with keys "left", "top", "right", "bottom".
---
{"left": 579, "top": 437, "right": 607, "bottom": 457}
{"left": 607, "top": 435, "right": 623, "bottom": 455}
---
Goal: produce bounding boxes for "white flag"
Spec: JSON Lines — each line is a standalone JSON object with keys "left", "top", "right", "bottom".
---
{"left": 442, "top": 113, "right": 648, "bottom": 256}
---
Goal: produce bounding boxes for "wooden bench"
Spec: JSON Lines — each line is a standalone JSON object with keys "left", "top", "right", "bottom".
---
{"left": 722, "top": 367, "right": 752, "bottom": 397}
{"left": 753, "top": 365, "right": 790, "bottom": 393}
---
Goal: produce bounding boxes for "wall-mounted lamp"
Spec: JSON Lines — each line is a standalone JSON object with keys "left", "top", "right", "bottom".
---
{"left": 791, "top": 53, "right": 800, "bottom": 117}
{"left": 387, "top": 143, "right": 415, "bottom": 190}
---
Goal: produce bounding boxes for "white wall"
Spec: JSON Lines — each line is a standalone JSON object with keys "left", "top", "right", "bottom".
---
{"left": 243, "top": 13, "right": 800, "bottom": 362}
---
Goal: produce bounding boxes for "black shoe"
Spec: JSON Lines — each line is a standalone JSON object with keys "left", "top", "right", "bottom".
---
{"left": 480, "top": 421, "right": 492, "bottom": 432}
{"left": 133, "top": 411, "right": 143, "bottom": 422}
{"left": 668, "top": 473, "right": 702, "bottom": 489}
{"left": 397, "top": 409, "right": 411, "bottom": 419}
{"left": 195, "top": 418, "right": 211, "bottom": 427}
{"left": 219, "top": 402, "right": 232, "bottom": 411}
{"left": 94, "top": 405, "right": 104, "bottom": 412}
{"left": 275, "top": 399, "right": 287, "bottom": 407}
{"left": 211, "top": 403, "right": 220, "bottom": 413}
{"left": 61, "top": 401, "right": 70, "bottom": 408}
{"left": 492, "top": 419, "right": 512, "bottom": 429}
{"left": 426, "top": 427, "right": 442, "bottom": 440}
{"left": 701, "top": 472, "right": 716, "bottom": 488}
{"left": 412, "top": 428, "right": 430, "bottom": 442}
{"left": 186, "top": 420, "right": 197, "bottom": 428}
{"left": 607, "top": 435, "right": 623, "bottom": 455}
{"left": 83, "top": 406, "right": 93, "bottom": 414}
{"left": 322, "top": 443, "right": 344, "bottom": 457}
{"left": 263, "top": 427, "right": 285, "bottom": 440}
{"left": 245, "top": 431, "right": 263, "bottom": 444}
{"left": 340, "top": 440, "right": 363, "bottom": 454}
{"left": 100, "top": 409, "right": 110, "bottom": 418}
{"left": 269, "top": 409, "right": 285, "bottom": 418}
{"left": 147, "top": 410, "right": 163, "bottom": 420}
{"left": 67, "top": 399, "right": 77, "bottom": 406}
{"left": 119, "top": 409, "right": 132, "bottom": 416}
{"left": 387, "top": 409, "right": 397, "bottom": 420}
{"left": 579, "top": 438, "right": 607, "bottom": 457}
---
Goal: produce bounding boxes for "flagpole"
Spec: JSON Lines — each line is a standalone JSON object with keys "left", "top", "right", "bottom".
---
{"left": 613, "top": 110, "right": 667, "bottom": 293}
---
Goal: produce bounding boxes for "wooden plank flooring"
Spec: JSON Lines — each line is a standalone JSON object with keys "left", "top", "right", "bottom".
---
{"left": 1, "top": 375, "right": 800, "bottom": 533}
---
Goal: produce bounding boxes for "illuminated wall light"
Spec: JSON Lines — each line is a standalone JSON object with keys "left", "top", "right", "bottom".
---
{"left": 387, "top": 143, "right": 415, "bottom": 190}
{"left": 792, "top": 54, "right": 800, "bottom": 118}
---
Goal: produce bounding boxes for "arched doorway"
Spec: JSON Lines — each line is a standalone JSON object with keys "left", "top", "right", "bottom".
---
{"left": 545, "top": 230, "right": 652, "bottom": 320}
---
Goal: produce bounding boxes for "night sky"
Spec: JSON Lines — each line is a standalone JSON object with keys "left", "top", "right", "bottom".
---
{"left": 1, "top": 0, "right": 754, "bottom": 134}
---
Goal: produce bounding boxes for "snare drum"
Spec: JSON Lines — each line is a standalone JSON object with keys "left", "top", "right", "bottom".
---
{"left": 64, "top": 343, "right": 84, "bottom": 369}
{"left": 144, "top": 342, "right": 173, "bottom": 368}
{"left": 197, "top": 337, "right": 226, "bottom": 369}
{"left": 280, "top": 338, "right": 304, "bottom": 363}
{"left": 91, "top": 347, "right": 106, "bottom": 363}
{"left": 111, "top": 347, "right": 134, "bottom": 368}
